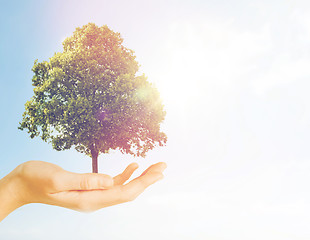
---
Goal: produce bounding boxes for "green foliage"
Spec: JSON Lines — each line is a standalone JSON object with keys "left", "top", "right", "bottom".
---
{"left": 19, "top": 23, "right": 167, "bottom": 158}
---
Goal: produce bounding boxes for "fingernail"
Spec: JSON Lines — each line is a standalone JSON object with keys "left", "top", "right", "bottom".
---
{"left": 162, "top": 163, "right": 167, "bottom": 170}
{"left": 158, "top": 174, "right": 164, "bottom": 181}
{"left": 109, "top": 178, "right": 114, "bottom": 186}
{"left": 103, "top": 177, "right": 114, "bottom": 187}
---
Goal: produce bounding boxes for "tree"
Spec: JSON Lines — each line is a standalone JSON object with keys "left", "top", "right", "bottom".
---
{"left": 19, "top": 23, "right": 167, "bottom": 173}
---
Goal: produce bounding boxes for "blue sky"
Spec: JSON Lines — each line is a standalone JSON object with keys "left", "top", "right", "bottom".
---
{"left": 1, "top": 0, "right": 310, "bottom": 239}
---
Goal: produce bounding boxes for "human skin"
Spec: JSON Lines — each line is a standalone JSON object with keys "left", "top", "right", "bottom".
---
{"left": 0, "top": 161, "right": 166, "bottom": 222}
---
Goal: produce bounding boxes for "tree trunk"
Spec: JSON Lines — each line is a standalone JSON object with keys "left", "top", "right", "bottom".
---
{"left": 91, "top": 148, "right": 99, "bottom": 173}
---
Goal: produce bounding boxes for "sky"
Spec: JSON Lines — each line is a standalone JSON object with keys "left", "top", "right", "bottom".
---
{"left": 1, "top": 0, "right": 310, "bottom": 239}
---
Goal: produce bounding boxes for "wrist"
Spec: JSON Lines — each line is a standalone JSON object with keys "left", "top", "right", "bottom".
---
{"left": 0, "top": 169, "right": 26, "bottom": 221}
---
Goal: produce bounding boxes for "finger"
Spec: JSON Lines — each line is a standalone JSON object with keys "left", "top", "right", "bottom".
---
{"left": 55, "top": 171, "right": 114, "bottom": 191}
{"left": 119, "top": 171, "right": 164, "bottom": 202}
{"left": 113, "top": 163, "right": 139, "bottom": 185}
{"left": 48, "top": 171, "right": 163, "bottom": 211}
{"left": 140, "top": 162, "right": 167, "bottom": 176}
{"left": 81, "top": 172, "right": 163, "bottom": 209}
{"left": 48, "top": 187, "right": 122, "bottom": 212}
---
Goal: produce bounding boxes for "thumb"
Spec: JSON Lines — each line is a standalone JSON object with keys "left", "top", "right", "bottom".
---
{"left": 60, "top": 172, "right": 114, "bottom": 191}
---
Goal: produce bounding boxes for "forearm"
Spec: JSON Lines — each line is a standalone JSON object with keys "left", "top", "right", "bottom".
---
{"left": 0, "top": 172, "right": 24, "bottom": 222}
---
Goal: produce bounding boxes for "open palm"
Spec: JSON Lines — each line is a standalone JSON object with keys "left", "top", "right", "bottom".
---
{"left": 13, "top": 161, "right": 166, "bottom": 212}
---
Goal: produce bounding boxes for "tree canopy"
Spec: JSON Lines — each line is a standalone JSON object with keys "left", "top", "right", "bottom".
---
{"left": 19, "top": 23, "right": 167, "bottom": 172}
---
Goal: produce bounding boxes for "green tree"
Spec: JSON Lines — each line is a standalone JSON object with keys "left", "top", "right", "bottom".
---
{"left": 19, "top": 23, "right": 167, "bottom": 173}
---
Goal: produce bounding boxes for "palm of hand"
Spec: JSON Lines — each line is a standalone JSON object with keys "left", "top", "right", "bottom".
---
{"left": 13, "top": 161, "right": 166, "bottom": 212}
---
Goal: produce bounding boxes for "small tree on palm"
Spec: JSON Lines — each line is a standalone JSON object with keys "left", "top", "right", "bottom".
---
{"left": 19, "top": 23, "right": 167, "bottom": 173}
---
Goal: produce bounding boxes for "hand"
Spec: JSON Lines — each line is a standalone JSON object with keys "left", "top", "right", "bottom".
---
{"left": 0, "top": 160, "right": 166, "bottom": 221}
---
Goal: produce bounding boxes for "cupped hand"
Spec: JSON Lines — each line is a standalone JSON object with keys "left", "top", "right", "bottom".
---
{"left": 10, "top": 160, "right": 166, "bottom": 212}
